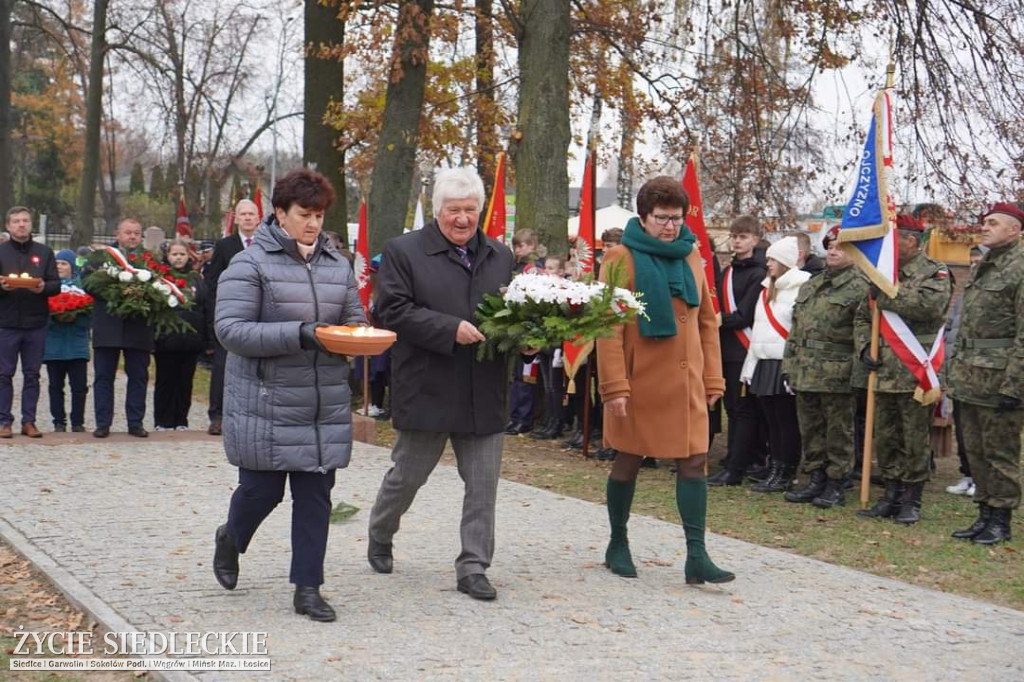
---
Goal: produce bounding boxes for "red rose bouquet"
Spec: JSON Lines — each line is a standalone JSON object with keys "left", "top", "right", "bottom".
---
{"left": 49, "top": 288, "right": 94, "bottom": 323}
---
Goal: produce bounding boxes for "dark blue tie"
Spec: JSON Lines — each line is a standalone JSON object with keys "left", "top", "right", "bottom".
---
{"left": 455, "top": 246, "right": 472, "bottom": 269}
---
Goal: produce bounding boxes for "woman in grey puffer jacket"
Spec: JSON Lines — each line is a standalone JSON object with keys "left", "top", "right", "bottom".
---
{"left": 211, "top": 169, "right": 366, "bottom": 622}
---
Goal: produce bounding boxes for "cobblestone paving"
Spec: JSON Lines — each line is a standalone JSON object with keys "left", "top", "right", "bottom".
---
{"left": 1, "top": 375, "right": 1023, "bottom": 680}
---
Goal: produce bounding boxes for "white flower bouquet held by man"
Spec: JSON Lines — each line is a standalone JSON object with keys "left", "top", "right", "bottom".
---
{"left": 82, "top": 245, "right": 194, "bottom": 338}
{"left": 474, "top": 266, "right": 645, "bottom": 360}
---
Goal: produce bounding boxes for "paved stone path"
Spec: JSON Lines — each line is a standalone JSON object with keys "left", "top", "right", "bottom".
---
{"left": 2, "top": 374, "right": 1023, "bottom": 680}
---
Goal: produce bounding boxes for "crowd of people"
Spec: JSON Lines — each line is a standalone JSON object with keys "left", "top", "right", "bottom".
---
{"left": 1, "top": 169, "right": 1021, "bottom": 622}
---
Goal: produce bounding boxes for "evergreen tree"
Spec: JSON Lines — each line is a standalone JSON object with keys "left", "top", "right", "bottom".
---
{"left": 149, "top": 165, "right": 165, "bottom": 199}
{"left": 129, "top": 162, "right": 145, "bottom": 195}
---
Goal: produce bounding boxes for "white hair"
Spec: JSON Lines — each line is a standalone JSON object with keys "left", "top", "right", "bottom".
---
{"left": 432, "top": 167, "right": 485, "bottom": 215}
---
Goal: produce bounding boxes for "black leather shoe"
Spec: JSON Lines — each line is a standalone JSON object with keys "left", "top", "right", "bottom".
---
{"left": 128, "top": 425, "right": 149, "bottom": 438}
{"left": 746, "top": 464, "right": 772, "bottom": 483}
{"left": 93, "top": 426, "right": 110, "bottom": 438}
{"left": 54, "top": 422, "right": 67, "bottom": 433}
{"left": 457, "top": 573, "right": 497, "bottom": 601}
{"left": 293, "top": 586, "right": 336, "bottom": 622}
{"left": 596, "top": 447, "right": 617, "bottom": 461}
{"left": 71, "top": 425, "right": 86, "bottom": 433}
{"left": 207, "top": 421, "right": 222, "bottom": 436}
{"left": 811, "top": 478, "right": 846, "bottom": 509}
{"left": 973, "top": 508, "right": 1012, "bottom": 545}
{"left": 213, "top": 525, "right": 239, "bottom": 590}
{"left": 367, "top": 537, "right": 393, "bottom": 574}
{"left": 952, "top": 503, "right": 991, "bottom": 540}
{"left": 784, "top": 469, "right": 827, "bottom": 502}
{"left": 708, "top": 468, "right": 745, "bottom": 487}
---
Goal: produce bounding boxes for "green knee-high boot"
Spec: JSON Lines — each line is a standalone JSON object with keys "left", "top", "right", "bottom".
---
{"left": 676, "top": 478, "right": 735, "bottom": 585}
{"left": 605, "top": 478, "right": 638, "bottom": 578}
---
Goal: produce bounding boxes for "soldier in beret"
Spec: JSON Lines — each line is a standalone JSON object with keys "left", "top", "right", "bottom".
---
{"left": 947, "top": 202, "right": 1024, "bottom": 544}
{"left": 783, "top": 226, "right": 868, "bottom": 508}
{"left": 855, "top": 214, "right": 951, "bottom": 524}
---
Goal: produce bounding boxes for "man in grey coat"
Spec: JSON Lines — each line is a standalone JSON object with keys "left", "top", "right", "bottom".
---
{"left": 211, "top": 169, "right": 366, "bottom": 622}
{"left": 367, "top": 167, "right": 514, "bottom": 600}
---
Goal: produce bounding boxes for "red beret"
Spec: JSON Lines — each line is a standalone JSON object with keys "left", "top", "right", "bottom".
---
{"left": 980, "top": 202, "right": 1024, "bottom": 226}
{"left": 822, "top": 224, "right": 841, "bottom": 246}
{"left": 896, "top": 214, "right": 924, "bottom": 232}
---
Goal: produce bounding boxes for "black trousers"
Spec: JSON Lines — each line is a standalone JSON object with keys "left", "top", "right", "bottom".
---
{"left": 757, "top": 394, "right": 801, "bottom": 469}
{"left": 93, "top": 347, "right": 149, "bottom": 429}
{"left": 952, "top": 400, "right": 972, "bottom": 477}
{"left": 45, "top": 359, "right": 89, "bottom": 427}
{"left": 225, "top": 467, "right": 336, "bottom": 587}
{"left": 154, "top": 351, "right": 199, "bottom": 428}
{"left": 537, "top": 352, "right": 565, "bottom": 426}
{"left": 208, "top": 345, "right": 227, "bottom": 422}
{"left": 722, "top": 361, "right": 767, "bottom": 471}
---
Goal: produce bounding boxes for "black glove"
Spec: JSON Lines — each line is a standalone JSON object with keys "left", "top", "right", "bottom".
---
{"left": 859, "top": 346, "right": 883, "bottom": 371}
{"left": 997, "top": 394, "right": 1022, "bottom": 411}
{"left": 299, "top": 322, "right": 328, "bottom": 352}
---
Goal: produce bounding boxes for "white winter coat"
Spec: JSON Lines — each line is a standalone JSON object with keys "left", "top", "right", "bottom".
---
{"left": 740, "top": 268, "right": 812, "bottom": 383}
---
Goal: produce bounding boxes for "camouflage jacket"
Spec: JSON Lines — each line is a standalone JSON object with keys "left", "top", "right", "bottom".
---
{"left": 947, "top": 239, "right": 1024, "bottom": 406}
{"left": 852, "top": 251, "right": 952, "bottom": 393}
{"left": 783, "top": 266, "right": 867, "bottom": 393}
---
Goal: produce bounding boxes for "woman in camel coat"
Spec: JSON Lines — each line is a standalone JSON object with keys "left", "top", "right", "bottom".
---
{"left": 597, "top": 176, "right": 733, "bottom": 585}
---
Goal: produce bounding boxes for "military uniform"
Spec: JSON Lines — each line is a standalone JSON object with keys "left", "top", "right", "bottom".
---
{"left": 783, "top": 265, "right": 868, "bottom": 506}
{"left": 854, "top": 250, "right": 951, "bottom": 521}
{"left": 948, "top": 237, "right": 1024, "bottom": 543}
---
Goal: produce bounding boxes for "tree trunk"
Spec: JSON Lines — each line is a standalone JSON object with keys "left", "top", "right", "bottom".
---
{"left": 0, "top": 0, "right": 13, "bottom": 213}
{"left": 304, "top": 0, "right": 349, "bottom": 243}
{"left": 72, "top": 0, "right": 109, "bottom": 248}
{"left": 474, "top": 0, "right": 498, "bottom": 194}
{"left": 367, "top": 0, "right": 434, "bottom": 255}
{"left": 514, "top": 0, "right": 570, "bottom": 248}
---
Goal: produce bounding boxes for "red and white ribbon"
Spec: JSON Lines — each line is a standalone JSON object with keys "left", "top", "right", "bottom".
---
{"left": 760, "top": 289, "right": 790, "bottom": 341}
{"left": 104, "top": 246, "right": 139, "bottom": 273}
{"left": 879, "top": 310, "right": 945, "bottom": 405}
{"left": 722, "top": 266, "right": 752, "bottom": 349}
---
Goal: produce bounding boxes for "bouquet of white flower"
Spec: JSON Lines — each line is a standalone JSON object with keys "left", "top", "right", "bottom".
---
{"left": 474, "top": 268, "right": 645, "bottom": 360}
{"left": 82, "top": 246, "right": 194, "bottom": 338}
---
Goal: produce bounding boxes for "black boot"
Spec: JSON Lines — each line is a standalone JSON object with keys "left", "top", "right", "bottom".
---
{"left": 213, "top": 525, "right": 239, "bottom": 590}
{"left": 530, "top": 417, "right": 555, "bottom": 440}
{"left": 812, "top": 478, "right": 846, "bottom": 509}
{"left": 784, "top": 469, "right": 827, "bottom": 503}
{"left": 293, "top": 586, "right": 336, "bottom": 622}
{"left": 746, "top": 463, "right": 772, "bottom": 483}
{"left": 708, "top": 468, "right": 746, "bottom": 487}
{"left": 973, "top": 507, "right": 1012, "bottom": 545}
{"left": 952, "top": 503, "right": 991, "bottom": 540}
{"left": 857, "top": 480, "right": 902, "bottom": 519}
{"left": 564, "top": 430, "right": 584, "bottom": 449}
{"left": 893, "top": 482, "right": 923, "bottom": 525}
{"left": 751, "top": 463, "right": 794, "bottom": 493}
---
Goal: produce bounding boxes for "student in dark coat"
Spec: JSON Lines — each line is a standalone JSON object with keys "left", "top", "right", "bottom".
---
{"left": 43, "top": 250, "right": 91, "bottom": 432}
{"left": 153, "top": 240, "right": 213, "bottom": 430}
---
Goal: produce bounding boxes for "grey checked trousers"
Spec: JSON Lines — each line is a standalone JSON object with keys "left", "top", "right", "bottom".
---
{"left": 368, "top": 429, "right": 504, "bottom": 579}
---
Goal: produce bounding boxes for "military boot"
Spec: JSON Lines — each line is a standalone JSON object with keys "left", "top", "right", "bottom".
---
{"left": 857, "top": 480, "right": 902, "bottom": 519}
{"left": 952, "top": 503, "right": 991, "bottom": 540}
{"left": 972, "top": 508, "right": 1012, "bottom": 545}
{"left": 751, "top": 463, "right": 794, "bottom": 493}
{"left": 784, "top": 469, "right": 827, "bottom": 503}
{"left": 811, "top": 478, "right": 846, "bottom": 509}
{"left": 604, "top": 478, "right": 638, "bottom": 577}
{"left": 893, "top": 482, "right": 924, "bottom": 525}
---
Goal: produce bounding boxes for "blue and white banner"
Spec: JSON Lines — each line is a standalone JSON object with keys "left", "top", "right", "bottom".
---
{"left": 838, "top": 91, "right": 899, "bottom": 297}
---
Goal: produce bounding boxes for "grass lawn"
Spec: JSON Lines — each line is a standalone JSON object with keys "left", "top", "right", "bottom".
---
{"left": 371, "top": 419, "right": 1023, "bottom": 610}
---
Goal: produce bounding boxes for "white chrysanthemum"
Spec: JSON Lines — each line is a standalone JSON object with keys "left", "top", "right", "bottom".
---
{"left": 135, "top": 269, "right": 152, "bottom": 282}
{"left": 106, "top": 265, "right": 120, "bottom": 277}
{"left": 167, "top": 296, "right": 180, "bottom": 308}
{"left": 117, "top": 271, "right": 134, "bottom": 283}
{"left": 153, "top": 282, "right": 170, "bottom": 295}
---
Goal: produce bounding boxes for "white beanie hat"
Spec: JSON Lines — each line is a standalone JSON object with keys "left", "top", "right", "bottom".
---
{"left": 766, "top": 236, "right": 799, "bottom": 270}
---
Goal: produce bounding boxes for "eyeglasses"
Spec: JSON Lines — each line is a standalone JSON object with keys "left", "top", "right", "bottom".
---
{"left": 651, "top": 214, "right": 685, "bottom": 226}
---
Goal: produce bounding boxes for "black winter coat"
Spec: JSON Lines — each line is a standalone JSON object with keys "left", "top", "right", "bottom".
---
{"left": 717, "top": 253, "right": 767, "bottom": 363}
{"left": 155, "top": 264, "right": 213, "bottom": 354}
{"left": 375, "top": 221, "right": 514, "bottom": 435}
{"left": 0, "top": 238, "right": 60, "bottom": 329}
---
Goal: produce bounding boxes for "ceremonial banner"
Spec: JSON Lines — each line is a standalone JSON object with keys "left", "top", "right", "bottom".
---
{"left": 252, "top": 184, "right": 265, "bottom": 220}
{"left": 837, "top": 91, "right": 899, "bottom": 298}
{"left": 175, "top": 195, "right": 192, "bottom": 239}
{"left": 682, "top": 151, "right": 719, "bottom": 317}
{"left": 482, "top": 152, "right": 507, "bottom": 242}
{"left": 563, "top": 148, "right": 597, "bottom": 392}
{"left": 355, "top": 198, "right": 372, "bottom": 311}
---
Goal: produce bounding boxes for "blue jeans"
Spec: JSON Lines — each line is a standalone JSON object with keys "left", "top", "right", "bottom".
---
{"left": 0, "top": 326, "right": 48, "bottom": 426}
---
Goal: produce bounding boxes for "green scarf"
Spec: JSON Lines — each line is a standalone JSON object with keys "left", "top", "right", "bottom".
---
{"left": 621, "top": 217, "right": 699, "bottom": 338}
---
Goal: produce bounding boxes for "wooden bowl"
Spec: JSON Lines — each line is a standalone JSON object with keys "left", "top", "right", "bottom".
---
{"left": 3, "top": 276, "right": 42, "bottom": 289}
{"left": 316, "top": 325, "right": 396, "bottom": 356}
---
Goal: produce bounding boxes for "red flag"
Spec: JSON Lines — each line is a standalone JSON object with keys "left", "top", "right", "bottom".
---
{"left": 176, "top": 195, "right": 192, "bottom": 239}
{"left": 682, "top": 151, "right": 719, "bottom": 316}
{"left": 562, "top": 148, "right": 598, "bottom": 390}
{"left": 355, "top": 198, "right": 372, "bottom": 311}
{"left": 222, "top": 209, "right": 235, "bottom": 238}
{"left": 252, "top": 184, "right": 265, "bottom": 220}
{"left": 482, "top": 152, "right": 507, "bottom": 242}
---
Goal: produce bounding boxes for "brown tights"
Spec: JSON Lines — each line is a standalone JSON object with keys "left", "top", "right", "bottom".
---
{"left": 609, "top": 453, "right": 708, "bottom": 482}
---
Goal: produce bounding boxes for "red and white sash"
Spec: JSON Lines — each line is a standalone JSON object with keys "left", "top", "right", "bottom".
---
{"left": 722, "top": 266, "right": 752, "bottom": 348}
{"left": 878, "top": 310, "right": 945, "bottom": 405}
{"left": 760, "top": 289, "right": 790, "bottom": 340}
{"left": 104, "top": 245, "right": 187, "bottom": 304}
